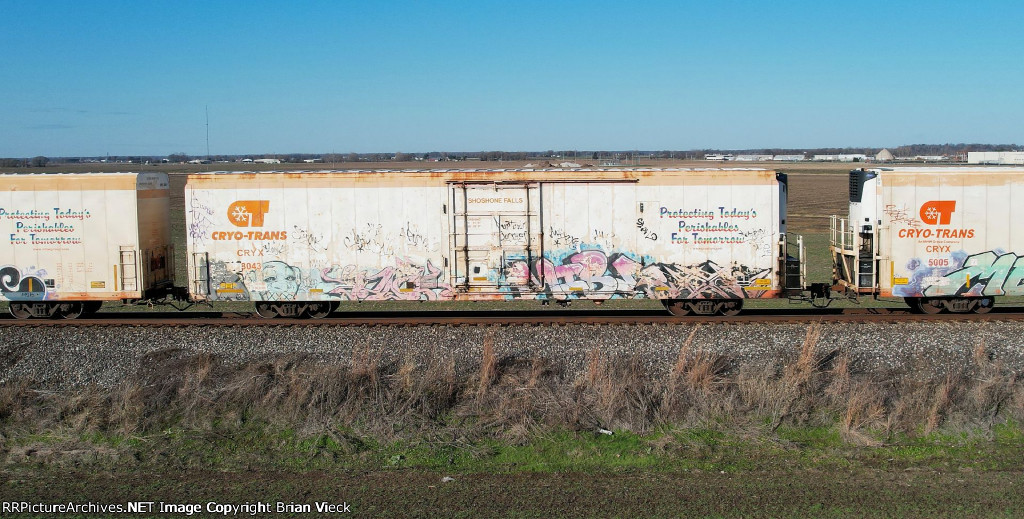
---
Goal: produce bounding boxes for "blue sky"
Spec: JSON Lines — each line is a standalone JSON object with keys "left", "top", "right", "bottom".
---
{"left": 2, "top": 0, "right": 1022, "bottom": 156}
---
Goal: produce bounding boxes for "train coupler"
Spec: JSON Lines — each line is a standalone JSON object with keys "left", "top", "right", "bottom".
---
{"left": 789, "top": 283, "right": 835, "bottom": 308}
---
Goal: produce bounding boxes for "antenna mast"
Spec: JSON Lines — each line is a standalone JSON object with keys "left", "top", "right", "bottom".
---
{"left": 205, "top": 105, "right": 210, "bottom": 159}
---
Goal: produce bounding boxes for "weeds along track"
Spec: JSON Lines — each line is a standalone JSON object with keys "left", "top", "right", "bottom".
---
{"left": 1, "top": 321, "right": 1023, "bottom": 448}
{"left": 3, "top": 317, "right": 1024, "bottom": 389}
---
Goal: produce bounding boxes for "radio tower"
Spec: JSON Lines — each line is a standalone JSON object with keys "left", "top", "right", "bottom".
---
{"left": 205, "top": 105, "right": 210, "bottom": 160}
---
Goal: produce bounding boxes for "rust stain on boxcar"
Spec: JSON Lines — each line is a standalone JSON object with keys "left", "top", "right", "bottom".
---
{"left": 883, "top": 168, "right": 1021, "bottom": 188}
{"left": 186, "top": 168, "right": 780, "bottom": 190}
{"left": 1, "top": 173, "right": 140, "bottom": 191}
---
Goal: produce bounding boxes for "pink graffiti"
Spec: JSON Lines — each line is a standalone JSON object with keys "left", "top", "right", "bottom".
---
{"left": 522, "top": 250, "right": 636, "bottom": 299}
{"left": 533, "top": 259, "right": 585, "bottom": 284}
{"left": 320, "top": 259, "right": 453, "bottom": 301}
{"left": 506, "top": 249, "right": 770, "bottom": 300}
{"left": 570, "top": 250, "right": 608, "bottom": 279}
{"left": 506, "top": 261, "right": 530, "bottom": 285}
{"left": 610, "top": 255, "right": 640, "bottom": 279}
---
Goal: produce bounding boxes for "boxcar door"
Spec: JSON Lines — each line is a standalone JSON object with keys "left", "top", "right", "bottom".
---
{"left": 450, "top": 182, "right": 541, "bottom": 295}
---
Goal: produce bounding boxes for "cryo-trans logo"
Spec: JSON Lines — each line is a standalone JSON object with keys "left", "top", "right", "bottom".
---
{"left": 210, "top": 200, "right": 285, "bottom": 241}
{"left": 919, "top": 200, "right": 956, "bottom": 225}
{"left": 228, "top": 200, "right": 270, "bottom": 227}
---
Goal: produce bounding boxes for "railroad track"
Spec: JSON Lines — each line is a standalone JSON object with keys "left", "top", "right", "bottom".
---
{"left": 3, "top": 307, "right": 1024, "bottom": 327}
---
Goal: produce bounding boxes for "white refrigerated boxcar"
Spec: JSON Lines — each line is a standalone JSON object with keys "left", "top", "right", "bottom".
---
{"left": 185, "top": 169, "right": 805, "bottom": 317}
{"left": 1, "top": 172, "right": 173, "bottom": 318}
{"left": 831, "top": 167, "right": 1024, "bottom": 313}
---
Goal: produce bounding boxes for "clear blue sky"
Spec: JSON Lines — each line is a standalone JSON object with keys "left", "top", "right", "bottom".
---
{"left": 2, "top": 0, "right": 1022, "bottom": 157}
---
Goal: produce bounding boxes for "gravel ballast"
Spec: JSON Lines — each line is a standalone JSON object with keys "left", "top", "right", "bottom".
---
{"left": 2, "top": 321, "right": 1024, "bottom": 389}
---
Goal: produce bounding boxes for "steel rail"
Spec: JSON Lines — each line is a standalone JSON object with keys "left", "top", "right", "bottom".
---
{"left": 2, "top": 308, "right": 1023, "bottom": 327}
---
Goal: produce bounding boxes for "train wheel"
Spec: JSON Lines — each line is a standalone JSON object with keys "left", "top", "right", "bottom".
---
{"left": 9, "top": 303, "right": 31, "bottom": 319}
{"left": 59, "top": 303, "right": 85, "bottom": 319}
{"left": 305, "top": 302, "right": 332, "bottom": 319}
{"left": 913, "top": 298, "right": 944, "bottom": 314}
{"left": 664, "top": 301, "right": 690, "bottom": 316}
{"left": 719, "top": 300, "right": 743, "bottom": 316}
{"left": 974, "top": 297, "right": 995, "bottom": 314}
{"left": 255, "top": 302, "right": 279, "bottom": 319}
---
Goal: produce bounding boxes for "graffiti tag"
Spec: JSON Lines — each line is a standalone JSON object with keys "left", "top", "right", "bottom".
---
{"left": 188, "top": 197, "right": 215, "bottom": 245}
{"left": 924, "top": 250, "right": 1024, "bottom": 297}
{"left": 884, "top": 204, "right": 920, "bottom": 228}
{"left": 636, "top": 218, "right": 658, "bottom": 241}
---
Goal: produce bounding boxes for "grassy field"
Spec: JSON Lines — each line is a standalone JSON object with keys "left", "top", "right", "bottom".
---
{"left": 2, "top": 326, "right": 1024, "bottom": 517}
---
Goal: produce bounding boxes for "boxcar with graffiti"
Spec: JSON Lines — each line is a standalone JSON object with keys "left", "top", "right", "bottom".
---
{"left": 0, "top": 172, "right": 174, "bottom": 318}
{"left": 831, "top": 167, "right": 1024, "bottom": 314}
{"left": 185, "top": 169, "right": 805, "bottom": 317}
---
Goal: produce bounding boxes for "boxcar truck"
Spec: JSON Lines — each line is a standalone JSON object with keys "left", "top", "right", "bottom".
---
{"left": 1, "top": 172, "right": 174, "bottom": 318}
{"left": 831, "top": 167, "right": 1024, "bottom": 313}
{"left": 185, "top": 169, "right": 806, "bottom": 317}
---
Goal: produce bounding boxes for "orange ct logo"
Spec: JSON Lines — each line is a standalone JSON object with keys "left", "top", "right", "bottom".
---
{"left": 228, "top": 200, "right": 270, "bottom": 227}
{"left": 920, "top": 200, "right": 956, "bottom": 225}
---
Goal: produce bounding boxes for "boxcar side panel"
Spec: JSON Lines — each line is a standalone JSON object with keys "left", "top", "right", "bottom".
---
{"left": 185, "top": 175, "right": 449, "bottom": 302}
{"left": 522, "top": 172, "right": 780, "bottom": 301}
{"left": 534, "top": 182, "right": 638, "bottom": 300}
{"left": 185, "top": 170, "right": 783, "bottom": 303}
{"left": 882, "top": 169, "right": 1024, "bottom": 298}
{"left": 0, "top": 174, "right": 144, "bottom": 301}
{"left": 633, "top": 175, "right": 780, "bottom": 299}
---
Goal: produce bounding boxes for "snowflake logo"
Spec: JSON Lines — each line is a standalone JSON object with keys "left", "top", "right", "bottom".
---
{"left": 919, "top": 200, "right": 955, "bottom": 225}
{"left": 232, "top": 205, "right": 250, "bottom": 224}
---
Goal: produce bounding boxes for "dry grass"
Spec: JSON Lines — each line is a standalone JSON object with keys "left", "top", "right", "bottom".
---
{"left": 1, "top": 325, "right": 1022, "bottom": 458}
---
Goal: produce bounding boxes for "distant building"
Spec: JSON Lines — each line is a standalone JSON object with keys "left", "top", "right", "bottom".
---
{"left": 771, "top": 154, "right": 806, "bottom": 161}
{"left": 968, "top": 151, "right": 1024, "bottom": 164}
{"left": 704, "top": 154, "right": 734, "bottom": 161}
{"left": 875, "top": 149, "right": 894, "bottom": 162}
{"left": 734, "top": 154, "right": 773, "bottom": 161}
{"left": 253, "top": 158, "right": 281, "bottom": 164}
{"left": 815, "top": 154, "right": 867, "bottom": 162}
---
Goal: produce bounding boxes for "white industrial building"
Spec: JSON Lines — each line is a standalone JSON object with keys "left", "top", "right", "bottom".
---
{"left": 967, "top": 151, "right": 1024, "bottom": 165}
{"left": 706, "top": 154, "right": 805, "bottom": 161}
{"left": 813, "top": 154, "right": 867, "bottom": 162}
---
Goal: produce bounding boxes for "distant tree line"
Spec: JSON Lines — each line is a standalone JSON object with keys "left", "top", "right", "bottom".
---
{"left": 0, "top": 156, "right": 49, "bottom": 167}
{"left": 893, "top": 143, "right": 1020, "bottom": 156}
